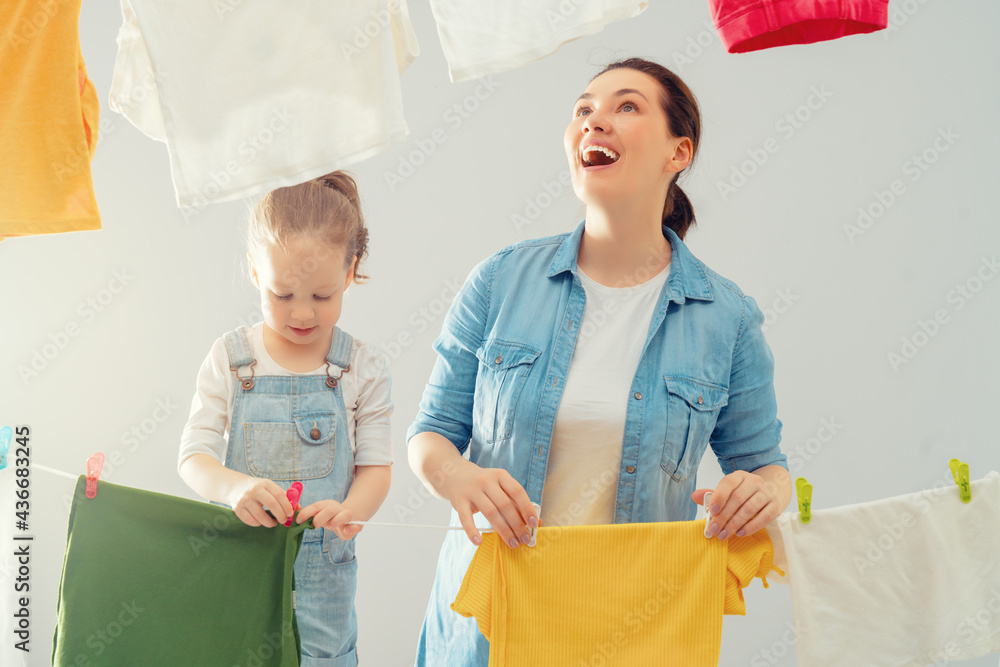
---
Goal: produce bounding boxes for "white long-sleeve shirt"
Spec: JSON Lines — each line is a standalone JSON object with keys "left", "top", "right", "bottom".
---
{"left": 178, "top": 322, "right": 394, "bottom": 474}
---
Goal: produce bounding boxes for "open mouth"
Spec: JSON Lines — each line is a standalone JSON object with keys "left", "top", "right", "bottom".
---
{"left": 581, "top": 145, "right": 621, "bottom": 168}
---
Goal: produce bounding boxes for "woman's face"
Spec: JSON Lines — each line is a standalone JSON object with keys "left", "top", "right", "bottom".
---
{"left": 564, "top": 67, "right": 688, "bottom": 210}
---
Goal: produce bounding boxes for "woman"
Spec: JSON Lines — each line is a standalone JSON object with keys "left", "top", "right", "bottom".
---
{"left": 406, "top": 57, "right": 792, "bottom": 665}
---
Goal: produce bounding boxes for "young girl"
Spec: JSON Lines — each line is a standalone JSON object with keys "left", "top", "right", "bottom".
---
{"left": 178, "top": 171, "right": 393, "bottom": 667}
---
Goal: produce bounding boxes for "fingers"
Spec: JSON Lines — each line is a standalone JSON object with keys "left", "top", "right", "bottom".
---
{"left": 707, "top": 471, "right": 781, "bottom": 540}
{"left": 455, "top": 503, "right": 483, "bottom": 546}
{"left": 691, "top": 488, "right": 712, "bottom": 506}
{"left": 483, "top": 479, "right": 533, "bottom": 549}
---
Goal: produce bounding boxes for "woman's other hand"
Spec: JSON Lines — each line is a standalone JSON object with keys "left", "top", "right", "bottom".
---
{"left": 692, "top": 465, "right": 791, "bottom": 539}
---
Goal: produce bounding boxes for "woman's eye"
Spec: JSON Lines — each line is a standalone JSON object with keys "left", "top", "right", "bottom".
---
{"left": 621, "top": 102, "right": 637, "bottom": 112}
{"left": 576, "top": 106, "right": 591, "bottom": 117}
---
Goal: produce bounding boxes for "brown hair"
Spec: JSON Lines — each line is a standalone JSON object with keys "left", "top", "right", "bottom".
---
{"left": 592, "top": 58, "right": 701, "bottom": 240}
{"left": 247, "top": 171, "right": 370, "bottom": 283}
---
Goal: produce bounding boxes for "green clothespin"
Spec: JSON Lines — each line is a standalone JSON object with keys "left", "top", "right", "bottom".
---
{"left": 796, "top": 477, "right": 813, "bottom": 523}
{"left": 949, "top": 458, "right": 971, "bottom": 503}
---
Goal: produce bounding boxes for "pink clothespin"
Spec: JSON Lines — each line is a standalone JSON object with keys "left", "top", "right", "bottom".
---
{"left": 85, "top": 453, "right": 105, "bottom": 499}
{"left": 284, "top": 481, "right": 303, "bottom": 527}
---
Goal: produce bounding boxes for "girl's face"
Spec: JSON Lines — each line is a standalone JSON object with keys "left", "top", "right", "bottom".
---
{"left": 564, "top": 67, "right": 690, "bottom": 209}
{"left": 248, "top": 234, "right": 356, "bottom": 353}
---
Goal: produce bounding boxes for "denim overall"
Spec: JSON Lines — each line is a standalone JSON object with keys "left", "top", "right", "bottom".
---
{"left": 221, "top": 325, "right": 359, "bottom": 667}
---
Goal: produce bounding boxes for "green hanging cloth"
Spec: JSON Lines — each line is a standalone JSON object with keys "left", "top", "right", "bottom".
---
{"left": 52, "top": 476, "right": 313, "bottom": 666}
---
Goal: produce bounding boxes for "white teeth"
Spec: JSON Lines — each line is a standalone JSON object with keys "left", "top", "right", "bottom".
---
{"left": 581, "top": 145, "right": 620, "bottom": 165}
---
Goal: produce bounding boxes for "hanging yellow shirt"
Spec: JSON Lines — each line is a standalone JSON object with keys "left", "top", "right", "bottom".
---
{"left": 451, "top": 520, "right": 781, "bottom": 667}
{"left": 0, "top": 0, "right": 101, "bottom": 241}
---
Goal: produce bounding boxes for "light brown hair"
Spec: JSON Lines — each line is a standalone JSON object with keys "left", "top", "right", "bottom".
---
{"left": 247, "top": 171, "right": 370, "bottom": 283}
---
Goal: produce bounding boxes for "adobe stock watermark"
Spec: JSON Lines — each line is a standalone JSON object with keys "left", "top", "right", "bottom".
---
{"left": 73, "top": 599, "right": 145, "bottom": 664}
{"left": 669, "top": 20, "right": 723, "bottom": 73}
{"left": 843, "top": 126, "right": 959, "bottom": 244}
{"left": 17, "top": 269, "right": 136, "bottom": 386}
{"left": 759, "top": 288, "right": 799, "bottom": 333}
{"left": 580, "top": 577, "right": 683, "bottom": 667}
{"left": 180, "top": 107, "right": 295, "bottom": 223}
{"left": 882, "top": 0, "right": 935, "bottom": 40}
{"left": 749, "top": 621, "right": 803, "bottom": 666}
{"left": 393, "top": 460, "right": 459, "bottom": 521}
{"left": 786, "top": 416, "right": 844, "bottom": 474}
{"left": 338, "top": 0, "right": 406, "bottom": 62}
{"left": 887, "top": 254, "right": 998, "bottom": 372}
{"left": 717, "top": 85, "right": 834, "bottom": 201}
{"left": 238, "top": 622, "right": 295, "bottom": 667}
{"left": 511, "top": 169, "right": 572, "bottom": 235}
{"left": 6, "top": 0, "right": 74, "bottom": 51}
{"left": 383, "top": 76, "right": 502, "bottom": 192}
{"left": 375, "top": 277, "right": 463, "bottom": 367}
{"left": 855, "top": 467, "right": 977, "bottom": 578}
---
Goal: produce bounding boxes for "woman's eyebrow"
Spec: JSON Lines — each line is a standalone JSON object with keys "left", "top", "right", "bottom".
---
{"left": 576, "top": 88, "right": 650, "bottom": 103}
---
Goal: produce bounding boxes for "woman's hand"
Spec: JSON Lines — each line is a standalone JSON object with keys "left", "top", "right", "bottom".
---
{"left": 441, "top": 459, "right": 539, "bottom": 549}
{"left": 296, "top": 500, "right": 362, "bottom": 541}
{"left": 692, "top": 466, "right": 791, "bottom": 540}
{"left": 229, "top": 476, "right": 294, "bottom": 528}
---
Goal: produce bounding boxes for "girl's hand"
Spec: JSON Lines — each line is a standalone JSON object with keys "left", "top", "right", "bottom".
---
{"left": 229, "top": 476, "right": 293, "bottom": 528}
{"left": 440, "top": 459, "right": 538, "bottom": 550}
{"left": 692, "top": 469, "right": 784, "bottom": 540}
{"left": 296, "top": 500, "right": 362, "bottom": 541}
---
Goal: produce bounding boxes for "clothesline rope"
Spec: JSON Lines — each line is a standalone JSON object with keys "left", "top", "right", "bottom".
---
{"left": 29, "top": 462, "right": 475, "bottom": 530}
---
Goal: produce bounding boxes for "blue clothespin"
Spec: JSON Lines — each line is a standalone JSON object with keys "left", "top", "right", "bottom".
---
{"left": 796, "top": 477, "right": 813, "bottom": 523}
{"left": 949, "top": 458, "right": 971, "bottom": 503}
{"left": 0, "top": 426, "right": 12, "bottom": 470}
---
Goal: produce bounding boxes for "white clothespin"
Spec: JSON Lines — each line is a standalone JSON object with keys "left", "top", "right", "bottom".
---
{"left": 527, "top": 502, "right": 541, "bottom": 547}
{"left": 703, "top": 492, "right": 714, "bottom": 538}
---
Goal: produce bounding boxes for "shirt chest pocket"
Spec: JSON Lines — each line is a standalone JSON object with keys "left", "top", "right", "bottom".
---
{"left": 660, "top": 377, "right": 729, "bottom": 483}
{"left": 474, "top": 340, "right": 541, "bottom": 444}
{"left": 244, "top": 412, "right": 337, "bottom": 481}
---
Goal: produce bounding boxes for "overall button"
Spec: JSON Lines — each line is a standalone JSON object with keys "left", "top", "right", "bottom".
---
{"left": 634, "top": 392, "right": 642, "bottom": 400}
{"left": 626, "top": 465, "right": 636, "bottom": 474}
{"left": 310, "top": 422, "right": 321, "bottom": 440}
{"left": 495, "top": 355, "right": 503, "bottom": 364}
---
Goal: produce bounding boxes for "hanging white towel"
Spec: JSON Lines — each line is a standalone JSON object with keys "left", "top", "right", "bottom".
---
{"left": 429, "top": 0, "right": 648, "bottom": 83}
{"left": 767, "top": 471, "right": 1000, "bottom": 667}
{"left": 110, "top": 0, "right": 419, "bottom": 208}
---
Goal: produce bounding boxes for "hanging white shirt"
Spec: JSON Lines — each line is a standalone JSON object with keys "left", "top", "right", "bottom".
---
{"left": 110, "top": 0, "right": 419, "bottom": 207}
{"left": 767, "top": 471, "right": 1000, "bottom": 667}
{"left": 429, "top": 0, "right": 648, "bottom": 82}
{"left": 541, "top": 260, "right": 670, "bottom": 526}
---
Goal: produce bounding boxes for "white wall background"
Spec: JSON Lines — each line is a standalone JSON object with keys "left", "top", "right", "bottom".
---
{"left": 2, "top": 1, "right": 999, "bottom": 665}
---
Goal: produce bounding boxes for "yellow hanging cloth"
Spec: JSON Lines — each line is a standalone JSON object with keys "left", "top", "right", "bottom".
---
{"left": 0, "top": 1, "right": 101, "bottom": 241}
{"left": 452, "top": 520, "right": 781, "bottom": 666}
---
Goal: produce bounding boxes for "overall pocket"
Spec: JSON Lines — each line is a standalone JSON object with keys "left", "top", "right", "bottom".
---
{"left": 660, "top": 377, "right": 729, "bottom": 482}
{"left": 474, "top": 339, "right": 541, "bottom": 444}
{"left": 244, "top": 412, "right": 336, "bottom": 480}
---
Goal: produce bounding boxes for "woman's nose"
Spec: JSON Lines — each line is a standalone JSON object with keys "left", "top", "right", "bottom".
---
{"left": 582, "top": 108, "right": 608, "bottom": 133}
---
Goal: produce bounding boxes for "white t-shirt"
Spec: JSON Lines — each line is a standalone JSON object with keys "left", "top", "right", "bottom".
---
{"left": 429, "top": 0, "right": 648, "bottom": 82}
{"left": 541, "top": 260, "right": 670, "bottom": 526}
{"left": 110, "top": 0, "right": 419, "bottom": 206}
{"left": 178, "top": 322, "right": 394, "bottom": 474}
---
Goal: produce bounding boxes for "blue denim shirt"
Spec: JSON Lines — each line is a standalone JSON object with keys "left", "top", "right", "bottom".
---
{"left": 406, "top": 220, "right": 787, "bottom": 665}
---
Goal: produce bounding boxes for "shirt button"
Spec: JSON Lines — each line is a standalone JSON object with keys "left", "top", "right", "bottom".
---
{"left": 495, "top": 355, "right": 502, "bottom": 364}
{"left": 634, "top": 392, "right": 642, "bottom": 400}
{"left": 626, "top": 465, "right": 636, "bottom": 474}
{"left": 698, "top": 395, "right": 703, "bottom": 405}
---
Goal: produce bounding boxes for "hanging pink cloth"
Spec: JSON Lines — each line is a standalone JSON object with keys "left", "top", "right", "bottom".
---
{"left": 709, "top": 0, "right": 889, "bottom": 53}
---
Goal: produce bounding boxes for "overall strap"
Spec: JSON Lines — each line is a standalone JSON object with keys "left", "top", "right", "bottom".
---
{"left": 323, "top": 326, "right": 353, "bottom": 389}
{"left": 325, "top": 326, "right": 353, "bottom": 368}
{"left": 224, "top": 326, "right": 257, "bottom": 390}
